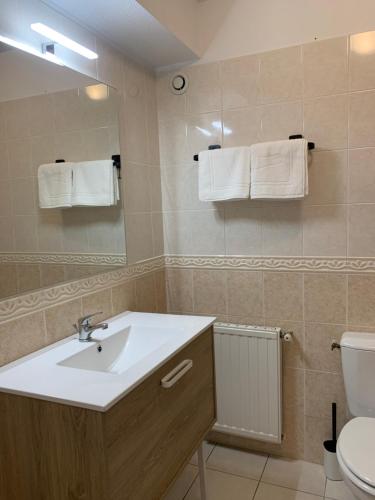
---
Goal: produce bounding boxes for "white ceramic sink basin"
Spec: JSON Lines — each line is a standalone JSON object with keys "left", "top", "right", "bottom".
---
{"left": 58, "top": 325, "right": 171, "bottom": 375}
{"left": 0, "top": 311, "right": 215, "bottom": 411}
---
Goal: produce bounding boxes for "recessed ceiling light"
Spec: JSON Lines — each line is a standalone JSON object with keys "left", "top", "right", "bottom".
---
{"left": 31, "top": 23, "right": 98, "bottom": 60}
{"left": 0, "top": 34, "right": 64, "bottom": 65}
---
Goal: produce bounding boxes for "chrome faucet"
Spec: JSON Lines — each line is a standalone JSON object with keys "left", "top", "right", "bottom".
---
{"left": 73, "top": 312, "right": 108, "bottom": 342}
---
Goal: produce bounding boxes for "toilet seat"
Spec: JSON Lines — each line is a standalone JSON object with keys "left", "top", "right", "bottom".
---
{"left": 337, "top": 417, "right": 375, "bottom": 495}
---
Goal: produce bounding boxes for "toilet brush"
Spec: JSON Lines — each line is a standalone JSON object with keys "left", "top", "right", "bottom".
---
{"left": 323, "top": 402, "right": 341, "bottom": 480}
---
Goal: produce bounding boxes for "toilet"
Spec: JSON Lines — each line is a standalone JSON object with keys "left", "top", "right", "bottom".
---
{"left": 337, "top": 332, "right": 375, "bottom": 499}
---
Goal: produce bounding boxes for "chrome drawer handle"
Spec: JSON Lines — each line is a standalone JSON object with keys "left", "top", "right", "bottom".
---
{"left": 161, "top": 359, "right": 193, "bottom": 389}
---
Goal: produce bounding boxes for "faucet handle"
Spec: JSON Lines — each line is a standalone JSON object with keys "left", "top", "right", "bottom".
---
{"left": 77, "top": 312, "right": 103, "bottom": 327}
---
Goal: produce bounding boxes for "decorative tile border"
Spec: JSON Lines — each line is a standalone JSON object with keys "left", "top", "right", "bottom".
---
{"left": 0, "top": 252, "right": 127, "bottom": 266}
{"left": 0, "top": 256, "right": 164, "bottom": 323}
{"left": 165, "top": 255, "right": 375, "bottom": 273}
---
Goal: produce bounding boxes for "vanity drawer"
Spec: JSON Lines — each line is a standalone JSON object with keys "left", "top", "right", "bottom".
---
{"left": 104, "top": 326, "right": 216, "bottom": 500}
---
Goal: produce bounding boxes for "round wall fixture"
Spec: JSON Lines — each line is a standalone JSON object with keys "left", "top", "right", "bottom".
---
{"left": 170, "top": 73, "right": 189, "bottom": 95}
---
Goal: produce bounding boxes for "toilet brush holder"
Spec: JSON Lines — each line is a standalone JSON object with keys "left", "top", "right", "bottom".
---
{"left": 324, "top": 440, "right": 341, "bottom": 481}
{"left": 324, "top": 402, "right": 342, "bottom": 481}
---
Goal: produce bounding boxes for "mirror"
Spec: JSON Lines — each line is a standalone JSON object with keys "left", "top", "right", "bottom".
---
{"left": 0, "top": 43, "right": 125, "bottom": 300}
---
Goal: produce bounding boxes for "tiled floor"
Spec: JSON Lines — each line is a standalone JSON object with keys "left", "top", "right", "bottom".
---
{"left": 164, "top": 444, "right": 356, "bottom": 500}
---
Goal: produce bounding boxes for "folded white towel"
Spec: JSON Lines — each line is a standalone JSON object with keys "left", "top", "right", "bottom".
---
{"left": 38, "top": 163, "right": 73, "bottom": 208}
{"left": 198, "top": 147, "right": 251, "bottom": 201}
{"left": 71, "top": 160, "right": 119, "bottom": 207}
{"left": 250, "top": 139, "right": 308, "bottom": 199}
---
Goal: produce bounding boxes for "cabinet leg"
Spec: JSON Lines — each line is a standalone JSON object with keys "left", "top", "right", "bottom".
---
{"left": 197, "top": 443, "right": 207, "bottom": 500}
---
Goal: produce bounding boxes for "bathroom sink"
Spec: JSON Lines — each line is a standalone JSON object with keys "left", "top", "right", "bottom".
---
{"left": 58, "top": 325, "right": 171, "bottom": 374}
{"left": 0, "top": 311, "right": 215, "bottom": 411}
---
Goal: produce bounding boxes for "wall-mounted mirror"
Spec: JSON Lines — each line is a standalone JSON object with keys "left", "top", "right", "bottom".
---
{"left": 0, "top": 42, "right": 125, "bottom": 300}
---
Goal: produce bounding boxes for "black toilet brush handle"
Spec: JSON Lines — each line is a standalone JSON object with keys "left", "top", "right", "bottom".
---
{"left": 332, "top": 402, "right": 337, "bottom": 443}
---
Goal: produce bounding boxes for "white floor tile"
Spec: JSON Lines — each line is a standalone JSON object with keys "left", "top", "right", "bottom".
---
{"left": 164, "top": 465, "right": 198, "bottom": 500}
{"left": 262, "top": 457, "right": 326, "bottom": 497}
{"left": 207, "top": 445, "right": 267, "bottom": 480}
{"left": 325, "top": 479, "right": 356, "bottom": 500}
{"left": 255, "top": 482, "right": 323, "bottom": 500}
{"left": 185, "top": 468, "right": 258, "bottom": 500}
{"left": 189, "top": 441, "right": 215, "bottom": 466}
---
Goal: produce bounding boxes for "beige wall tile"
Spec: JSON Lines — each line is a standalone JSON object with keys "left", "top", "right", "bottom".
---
{"left": 259, "top": 46, "right": 303, "bottom": 104}
{"left": 14, "top": 215, "right": 38, "bottom": 252}
{"left": 227, "top": 271, "right": 263, "bottom": 317}
{"left": 193, "top": 269, "right": 227, "bottom": 315}
{"left": 135, "top": 274, "right": 157, "bottom": 312}
{"left": 40, "top": 264, "right": 65, "bottom": 287}
{"left": 303, "top": 37, "right": 348, "bottom": 98}
{"left": 348, "top": 274, "right": 375, "bottom": 326}
{"left": 305, "top": 370, "right": 347, "bottom": 420}
{"left": 305, "top": 150, "right": 347, "bottom": 205}
{"left": 224, "top": 206, "right": 263, "bottom": 255}
{"left": 154, "top": 270, "right": 167, "bottom": 313}
{"left": 304, "top": 273, "right": 347, "bottom": 324}
{"left": 190, "top": 209, "right": 225, "bottom": 255}
{"left": 45, "top": 298, "right": 82, "bottom": 344}
{"left": 158, "top": 116, "right": 188, "bottom": 167}
{"left": 262, "top": 204, "right": 303, "bottom": 256}
{"left": 82, "top": 289, "right": 112, "bottom": 322}
{"left": 151, "top": 213, "right": 164, "bottom": 257}
{"left": 260, "top": 101, "right": 303, "bottom": 142}
{"left": 186, "top": 112, "right": 222, "bottom": 160}
{"left": 349, "top": 148, "right": 375, "bottom": 203}
{"left": 0, "top": 180, "right": 12, "bottom": 216}
{"left": 8, "top": 138, "right": 32, "bottom": 178}
{"left": 166, "top": 268, "right": 193, "bottom": 313}
{"left": 0, "top": 264, "right": 17, "bottom": 299}
{"left": 350, "top": 31, "right": 375, "bottom": 91}
{"left": 264, "top": 272, "right": 303, "bottom": 321}
{"left": 0, "top": 216, "right": 14, "bottom": 252}
{"left": 17, "top": 264, "right": 41, "bottom": 294}
{"left": 222, "top": 107, "right": 261, "bottom": 148}
{"left": 4, "top": 99, "right": 30, "bottom": 139}
{"left": 303, "top": 205, "right": 347, "bottom": 256}
{"left": 163, "top": 211, "right": 193, "bottom": 255}
{"left": 349, "top": 90, "right": 375, "bottom": 148}
{"left": 221, "top": 54, "right": 260, "bottom": 110}
{"left": 186, "top": 63, "right": 221, "bottom": 114}
{"left": 125, "top": 213, "right": 154, "bottom": 263}
{"left": 0, "top": 312, "right": 47, "bottom": 366}
{"left": 304, "top": 323, "right": 344, "bottom": 372}
{"left": 304, "top": 94, "right": 348, "bottom": 151}
{"left": 111, "top": 280, "right": 136, "bottom": 315}
{"left": 348, "top": 204, "right": 375, "bottom": 256}
{"left": 124, "top": 163, "right": 152, "bottom": 213}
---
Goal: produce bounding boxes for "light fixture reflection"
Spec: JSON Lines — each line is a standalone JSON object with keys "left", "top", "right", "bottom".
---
{"left": 212, "top": 120, "right": 232, "bottom": 135}
{"left": 0, "top": 34, "right": 64, "bottom": 65}
{"left": 31, "top": 23, "right": 98, "bottom": 60}
{"left": 351, "top": 31, "right": 375, "bottom": 55}
{"left": 85, "top": 84, "right": 109, "bottom": 101}
{"left": 195, "top": 126, "right": 212, "bottom": 137}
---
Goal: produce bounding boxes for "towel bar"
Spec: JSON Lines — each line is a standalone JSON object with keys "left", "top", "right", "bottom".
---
{"left": 54, "top": 155, "right": 122, "bottom": 179}
{"left": 193, "top": 135, "right": 315, "bottom": 161}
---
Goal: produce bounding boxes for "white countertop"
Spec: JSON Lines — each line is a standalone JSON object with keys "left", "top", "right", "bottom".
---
{"left": 0, "top": 312, "right": 215, "bottom": 412}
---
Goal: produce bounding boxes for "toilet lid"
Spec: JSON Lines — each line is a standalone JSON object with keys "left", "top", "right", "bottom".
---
{"left": 338, "top": 417, "right": 375, "bottom": 488}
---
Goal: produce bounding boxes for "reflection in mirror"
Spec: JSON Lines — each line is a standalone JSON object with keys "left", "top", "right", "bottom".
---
{"left": 0, "top": 43, "right": 125, "bottom": 300}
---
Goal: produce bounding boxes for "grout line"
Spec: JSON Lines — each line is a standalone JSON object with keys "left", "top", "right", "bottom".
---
{"left": 259, "top": 454, "right": 269, "bottom": 482}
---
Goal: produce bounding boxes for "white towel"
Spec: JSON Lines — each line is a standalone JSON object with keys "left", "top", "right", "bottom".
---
{"left": 71, "top": 160, "right": 119, "bottom": 207}
{"left": 38, "top": 163, "right": 73, "bottom": 208}
{"left": 250, "top": 139, "right": 308, "bottom": 199}
{"left": 198, "top": 147, "right": 251, "bottom": 201}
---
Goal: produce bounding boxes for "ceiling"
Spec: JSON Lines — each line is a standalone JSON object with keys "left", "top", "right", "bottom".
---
{"left": 41, "top": 0, "right": 197, "bottom": 69}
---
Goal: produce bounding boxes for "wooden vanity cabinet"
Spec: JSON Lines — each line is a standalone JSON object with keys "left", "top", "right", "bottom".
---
{"left": 0, "top": 326, "right": 216, "bottom": 500}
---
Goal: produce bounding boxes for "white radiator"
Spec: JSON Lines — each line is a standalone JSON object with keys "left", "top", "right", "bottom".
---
{"left": 213, "top": 323, "right": 282, "bottom": 444}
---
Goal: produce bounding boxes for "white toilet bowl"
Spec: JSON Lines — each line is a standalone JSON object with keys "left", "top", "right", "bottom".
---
{"left": 337, "top": 417, "right": 375, "bottom": 500}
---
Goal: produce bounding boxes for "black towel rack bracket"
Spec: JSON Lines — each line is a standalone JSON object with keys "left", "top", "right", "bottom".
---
{"left": 193, "top": 135, "right": 315, "bottom": 161}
